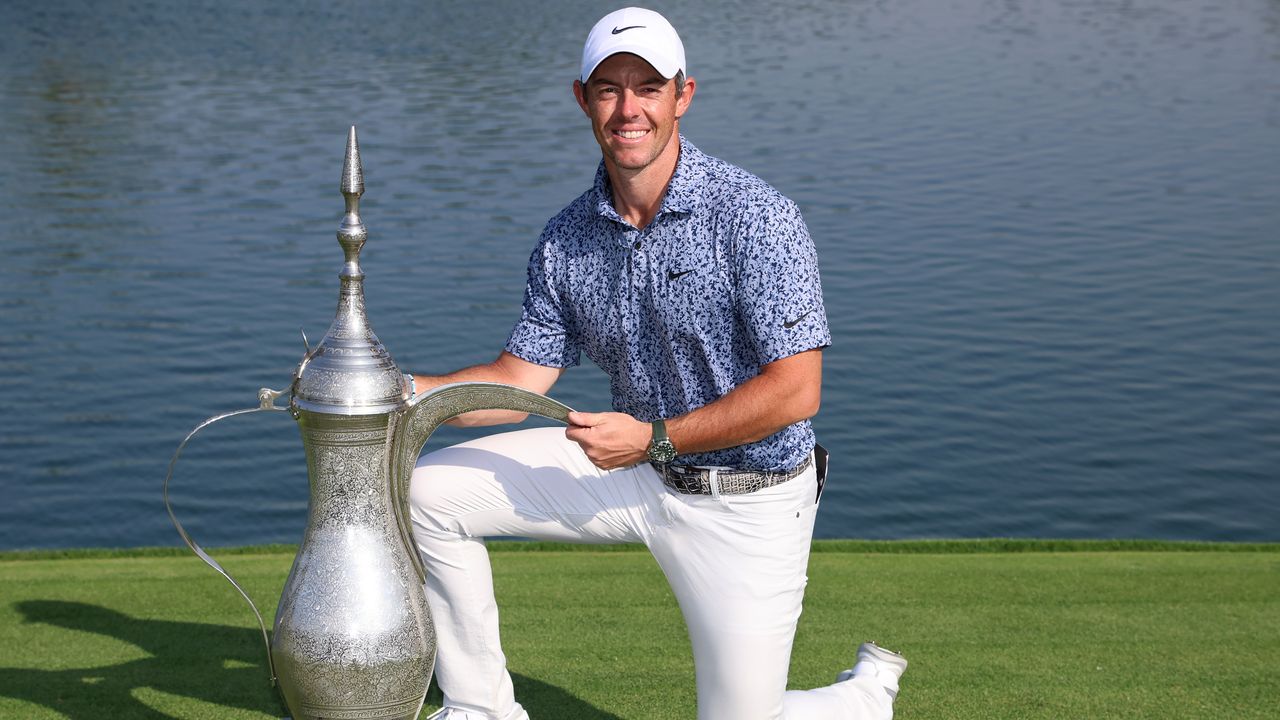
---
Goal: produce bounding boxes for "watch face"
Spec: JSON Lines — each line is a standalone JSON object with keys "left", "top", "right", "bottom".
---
{"left": 648, "top": 439, "right": 677, "bottom": 464}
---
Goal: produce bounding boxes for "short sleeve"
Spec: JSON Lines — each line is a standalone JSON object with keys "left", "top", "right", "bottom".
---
{"left": 505, "top": 232, "right": 581, "bottom": 368}
{"left": 734, "top": 196, "right": 831, "bottom": 364}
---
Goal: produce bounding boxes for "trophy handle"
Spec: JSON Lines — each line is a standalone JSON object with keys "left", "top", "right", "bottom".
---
{"left": 163, "top": 389, "right": 290, "bottom": 686}
{"left": 386, "top": 382, "right": 575, "bottom": 583}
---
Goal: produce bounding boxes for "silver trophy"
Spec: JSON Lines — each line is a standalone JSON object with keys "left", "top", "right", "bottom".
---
{"left": 165, "top": 127, "right": 573, "bottom": 719}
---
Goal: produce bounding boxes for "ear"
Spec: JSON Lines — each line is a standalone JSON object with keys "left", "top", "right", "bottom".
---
{"left": 573, "top": 79, "right": 590, "bottom": 116}
{"left": 674, "top": 75, "right": 696, "bottom": 119}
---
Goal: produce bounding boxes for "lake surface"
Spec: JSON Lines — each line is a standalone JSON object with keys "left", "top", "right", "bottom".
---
{"left": 1, "top": 0, "right": 1277, "bottom": 550}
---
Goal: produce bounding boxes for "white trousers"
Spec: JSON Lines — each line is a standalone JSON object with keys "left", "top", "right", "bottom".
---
{"left": 409, "top": 427, "right": 893, "bottom": 720}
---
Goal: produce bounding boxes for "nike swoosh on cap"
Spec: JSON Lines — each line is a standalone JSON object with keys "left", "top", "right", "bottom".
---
{"left": 611, "top": 25, "right": 645, "bottom": 34}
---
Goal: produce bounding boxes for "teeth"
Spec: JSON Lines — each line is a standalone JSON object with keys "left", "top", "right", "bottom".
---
{"left": 618, "top": 130, "right": 648, "bottom": 139}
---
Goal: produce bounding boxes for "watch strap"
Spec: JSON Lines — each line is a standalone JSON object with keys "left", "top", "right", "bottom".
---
{"left": 651, "top": 419, "right": 668, "bottom": 444}
{"left": 647, "top": 419, "right": 677, "bottom": 463}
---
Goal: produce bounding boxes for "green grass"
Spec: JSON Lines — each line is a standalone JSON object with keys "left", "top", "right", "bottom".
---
{"left": 1, "top": 541, "right": 1276, "bottom": 719}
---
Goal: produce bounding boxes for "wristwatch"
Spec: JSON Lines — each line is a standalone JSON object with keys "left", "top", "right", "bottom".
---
{"left": 647, "top": 419, "right": 678, "bottom": 464}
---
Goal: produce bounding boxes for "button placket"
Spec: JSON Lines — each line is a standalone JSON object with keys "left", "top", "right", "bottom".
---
{"left": 625, "top": 226, "right": 657, "bottom": 408}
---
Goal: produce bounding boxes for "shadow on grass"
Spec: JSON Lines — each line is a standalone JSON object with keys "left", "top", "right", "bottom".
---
{"left": 425, "top": 677, "right": 622, "bottom": 720}
{"left": 4, "top": 600, "right": 620, "bottom": 719}
{"left": 3, "top": 599, "right": 284, "bottom": 719}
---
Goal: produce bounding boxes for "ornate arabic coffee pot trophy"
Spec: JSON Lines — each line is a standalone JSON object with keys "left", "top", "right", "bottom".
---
{"left": 164, "top": 127, "right": 573, "bottom": 720}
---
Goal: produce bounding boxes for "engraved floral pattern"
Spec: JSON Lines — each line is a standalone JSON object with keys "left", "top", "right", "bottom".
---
{"left": 273, "top": 413, "right": 436, "bottom": 719}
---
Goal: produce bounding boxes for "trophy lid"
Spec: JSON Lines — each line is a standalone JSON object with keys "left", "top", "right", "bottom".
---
{"left": 293, "top": 126, "right": 410, "bottom": 415}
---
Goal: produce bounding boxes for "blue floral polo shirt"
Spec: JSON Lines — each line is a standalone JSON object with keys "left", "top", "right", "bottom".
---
{"left": 506, "top": 136, "right": 830, "bottom": 472}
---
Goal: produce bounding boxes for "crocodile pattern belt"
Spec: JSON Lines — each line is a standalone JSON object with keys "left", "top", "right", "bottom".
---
{"left": 652, "top": 454, "right": 813, "bottom": 496}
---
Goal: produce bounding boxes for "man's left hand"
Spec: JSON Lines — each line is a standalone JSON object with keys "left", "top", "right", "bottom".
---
{"left": 565, "top": 411, "right": 651, "bottom": 470}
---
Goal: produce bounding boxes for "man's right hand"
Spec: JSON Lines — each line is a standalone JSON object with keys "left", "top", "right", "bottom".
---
{"left": 565, "top": 411, "right": 651, "bottom": 470}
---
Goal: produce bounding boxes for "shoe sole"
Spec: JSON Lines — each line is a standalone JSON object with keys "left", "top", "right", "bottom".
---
{"left": 861, "top": 641, "right": 909, "bottom": 673}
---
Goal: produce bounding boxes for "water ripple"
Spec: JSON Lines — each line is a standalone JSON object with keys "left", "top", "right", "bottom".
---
{"left": 0, "top": 0, "right": 1277, "bottom": 548}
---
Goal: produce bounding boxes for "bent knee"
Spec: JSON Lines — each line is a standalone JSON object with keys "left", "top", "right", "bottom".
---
{"left": 409, "top": 452, "right": 469, "bottom": 535}
{"left": 409, "top": 446, "right": 509, "bottom": 536}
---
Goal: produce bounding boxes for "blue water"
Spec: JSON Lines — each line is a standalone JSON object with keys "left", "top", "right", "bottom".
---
{"left": 1, "top": 0, "right": 1277, "bottom": 550}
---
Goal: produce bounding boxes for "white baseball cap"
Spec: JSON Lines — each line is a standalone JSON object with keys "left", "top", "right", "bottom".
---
{"left": 580, "top": 7, "right": 686, "bottom": 83}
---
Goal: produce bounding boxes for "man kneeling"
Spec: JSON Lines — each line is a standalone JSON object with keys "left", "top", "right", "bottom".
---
{"left": 408, "top": 8, "right": 907, "bottom": 719}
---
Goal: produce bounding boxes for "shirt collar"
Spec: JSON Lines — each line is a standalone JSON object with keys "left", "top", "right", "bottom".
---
{"left": 593, "top": 134, "right": 705, "bottom": 224}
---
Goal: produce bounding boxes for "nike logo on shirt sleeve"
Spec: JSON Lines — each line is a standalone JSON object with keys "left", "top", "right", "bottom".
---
{"left": 783, "top": 310, "right": 813, "bottom": 329}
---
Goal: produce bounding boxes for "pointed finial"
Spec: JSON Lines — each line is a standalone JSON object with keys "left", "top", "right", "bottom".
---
{"left": 293, "top": 126, "right": 406, "bottom": 415}
{"left": 342, "top": 125, "right": 364, "bottom": 198}
{"left": 337, "top": 125, "right": 366, "bottom": 265}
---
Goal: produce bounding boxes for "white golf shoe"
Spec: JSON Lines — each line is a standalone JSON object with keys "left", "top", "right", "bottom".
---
{"left": 836, "top": 641, "right": 909, "bottom": 698}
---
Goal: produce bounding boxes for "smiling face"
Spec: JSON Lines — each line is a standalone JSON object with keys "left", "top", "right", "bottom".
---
{"left": 573, "top": 52, "right": 695, "bottom": 177}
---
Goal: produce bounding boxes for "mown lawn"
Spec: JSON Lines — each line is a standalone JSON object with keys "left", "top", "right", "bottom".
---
{"left": 0, "top": 541, "right": 1276, "bottom": 719}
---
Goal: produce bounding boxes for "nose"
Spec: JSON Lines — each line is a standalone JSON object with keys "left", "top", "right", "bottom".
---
{"left": 617, "top": 88, "right": 641, "bottom": 119}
